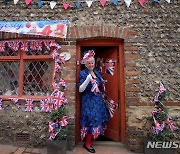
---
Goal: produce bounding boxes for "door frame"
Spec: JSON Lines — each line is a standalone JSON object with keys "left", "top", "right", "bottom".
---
{"left": 76, "top": 39, "right": 126, "bottom": 144}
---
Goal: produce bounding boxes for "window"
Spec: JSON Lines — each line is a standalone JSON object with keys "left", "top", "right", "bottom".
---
{"left": 0, "top": 40, "right": 54, "bottom": 98}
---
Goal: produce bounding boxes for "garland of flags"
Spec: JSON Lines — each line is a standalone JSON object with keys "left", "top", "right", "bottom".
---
{"left": 151, "top": 82, "right": 179, "bottom": 135}
{"left": 2, "top": 0, "right": 171, "bottom": 9}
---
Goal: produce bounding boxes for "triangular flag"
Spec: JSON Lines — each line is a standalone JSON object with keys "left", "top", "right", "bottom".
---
{"left": 153, "top": 0, "right": 159, "bottom": 3}
{"left": 25, "top": 0, "right": 32, "bottom": 5}
{"left": 63, "top": 3, "right": 69, "bottom": 10}
{"left": 124, "top": 0, "right": 131, "bottom": 7}
{"left": 100, "top": 0, "right": 106, "bottom": 7}
{"left": 138, "top": 0, "right": 145, "bottom": 6}
{"left": 165, "top": 0, "right": 170, "bottom": 3}
{"left": 14, "top": 0, "right": 19, "bottom": 4}
{"left": 75, "top": 2, "right": 81, "bottom": 8}
{"left": 3, "top": 0, "right": 8, "bottom": 4}
{"left": 112, "top": 0, "right": 118, "bottom": 5}
{"left": 86, "top": 0, "right": 93, "bottom": 7}
{"left": 50, "top": 1, "right": 56, "bottom": 9}
{"left": 37, "top": 0, "right": 43, "bottom": 8}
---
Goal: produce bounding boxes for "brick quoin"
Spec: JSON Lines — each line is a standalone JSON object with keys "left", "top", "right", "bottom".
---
{"left": 126, "top": 71, "right": 140, "bottom": 76}
{"left": 124, "top": 53, "right": 138, "bottom": 59}
{"left": 124, "top": 46, "right": 138, "bottom": 51}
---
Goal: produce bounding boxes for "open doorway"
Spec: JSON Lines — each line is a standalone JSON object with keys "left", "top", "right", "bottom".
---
{"left": 76, "top": 39, "right": 125, "bottom": 144}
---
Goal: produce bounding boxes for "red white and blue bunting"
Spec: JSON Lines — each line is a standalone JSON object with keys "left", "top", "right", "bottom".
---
{"left": 2, "top": 0, "right": 171, "bottom": 9}
{"left": 96, "top": 58, "right": 116, "bottom": 76}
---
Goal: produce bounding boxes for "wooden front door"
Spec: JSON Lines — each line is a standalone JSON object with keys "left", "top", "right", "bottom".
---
{"left": 76, "top": 39, "right": 125, "bottom": 144}
{"left": 95, "top": 47, "right": 119, "bottom": 141}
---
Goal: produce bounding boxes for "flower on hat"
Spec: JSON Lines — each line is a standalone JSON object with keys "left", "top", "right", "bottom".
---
{"left": 80, "top": 50, "right": 95, "bottom": 64}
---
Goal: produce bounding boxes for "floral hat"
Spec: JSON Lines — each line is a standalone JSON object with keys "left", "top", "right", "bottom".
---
{"left": 80, "top": 50, "right": 95, "bottom": 64}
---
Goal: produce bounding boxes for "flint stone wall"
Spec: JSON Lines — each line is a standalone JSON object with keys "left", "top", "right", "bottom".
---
{"left": 0, "top": 0, "right": 179, "bottom": 152}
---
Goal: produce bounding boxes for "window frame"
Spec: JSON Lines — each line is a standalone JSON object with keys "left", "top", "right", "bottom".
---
{"left": 0, "top": 39, "right": 55, "bottom": 100}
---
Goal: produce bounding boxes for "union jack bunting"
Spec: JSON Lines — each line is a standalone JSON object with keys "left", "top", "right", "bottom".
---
{"left": 92, "top": 127, "right": 101, "bottom": 139}
{"left": 151, "top": 126, "right": 157, "bottom": 135}
{"left": 0, "top": 98, "right": 2, "bottom": 109}
{"left": 59, "top": 78, "right": 66, "bottom": 87}
{"left": 80, "top": 126, "right": 87, "bottom": 141}
{"left": 51, "top": 50, "right": 59, "bottom": 59}
{"left": 159, "top": 82, "right": 166, "bottom": 94}
{"left": 7, "top": 42, "right": 13, "bottom": 48}
{"left": 40, "top": 99, "right": 49, "bottom": 112}
{"left": 152, "top": 92, "right": 159, "bottom": 103}
{"left": 50, "top": 40, "right": 56, "bottom": 47}
{"left": 153, "top": 116, "right": 164, "bottom": 134}
{"left": 101, "top": 79, "right": 106, "bottom": 92}
{"left": 96, "top": 58, "right": 106, "bottom": 74}
{"left": 151, "top": 108, "right": 162, "bottom": 115}
{"left": 24, "top": 99, "right": 34, "bottom": 112}
{"left": 36, "top": 41, "right": 42, "bottom": 51}
{"left": 30, "top": 41, "right": 37, "bottom": 50}
{"left": 57, "top": 56, "right": 65, "bottom": 65}
{"left": 167, "top": 116, "right": 179, "bottom": 131}
{"left": 91, "top": 79, "right": 100, "bottom": 95}
{"left": 11, "top": 98, "right": 21, "bottom": 109}
{"left": 105, "top": 59, "right": 116, "bottom": 76}
{"left": 12, "top": 41, "right": 20, "bottom": 51}
{"left": 46, "top": 97, "right": 54, "bottom": 113}
{"left": 55, "top": 60, "right": 61, "bottom": 73}
{"left": 43, "top": 40, "right": 50, "bottom": 50}
{"left": 49, "top": 131, "right": 59, "bottom": 140}
{"left": 105, "top": 96, "right": 118, "bottom": 118}
{"left": 0, "top": 41, "right": 5, "bottom": 52}
{"left": 48, "top": 121, "right": 57, "bottom": 133}
{"left": 52, "top": 91, "right": 65, "bottom": 110}
{"left": 59, "top": 116, "right": 68, "bottom": 126}
{"left": 21, "top": 41, "right": 29, "bottom": 51}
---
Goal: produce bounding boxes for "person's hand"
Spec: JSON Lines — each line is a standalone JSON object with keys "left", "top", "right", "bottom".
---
{"left": 87, "top": 74, "right": 93, "bottom": 82}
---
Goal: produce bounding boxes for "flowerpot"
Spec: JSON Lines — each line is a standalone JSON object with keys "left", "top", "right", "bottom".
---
{"left": 47, "top": 139, "right": 67, "bottom": 154}
{"left": 144, "top": 141, "right": 175, "bottom": 154}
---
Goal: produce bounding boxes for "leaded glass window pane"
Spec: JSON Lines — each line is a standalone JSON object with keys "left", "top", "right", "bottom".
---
{"left": 0, "top": 62, "right": 19, "bottom": 95}
{"left": 0, "top": 43, "right": 18, "bottom": 56}
{"left": 23, "top": 61, "right": 52, "bottom": 96}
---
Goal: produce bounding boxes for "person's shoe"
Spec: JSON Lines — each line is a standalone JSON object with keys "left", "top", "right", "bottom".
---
{"left": 83, "top": 143, "right": 96, "bottom": 153}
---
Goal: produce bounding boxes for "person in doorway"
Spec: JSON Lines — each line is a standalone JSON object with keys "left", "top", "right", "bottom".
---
{"left": 78, "top": 50, "right": 108, "bottom": 153}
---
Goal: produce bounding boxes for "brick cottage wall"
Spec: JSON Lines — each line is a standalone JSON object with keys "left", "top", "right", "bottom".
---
{"left": 0, "top": 0, "right": 180, "bottom": 152}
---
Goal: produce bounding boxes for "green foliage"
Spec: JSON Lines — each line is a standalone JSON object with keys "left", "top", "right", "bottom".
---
{"left": 50, "top": 105, "right": 66, "bottom": 122}
{"left": 55, "top": 126, "right": 68, "bottom": 141}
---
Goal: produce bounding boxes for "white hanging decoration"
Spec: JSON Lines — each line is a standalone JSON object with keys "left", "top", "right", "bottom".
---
{"left": 14, "top": 0, "right": 19, "bottom": 4}
{"left": 124, "top": 0, "right": 131, "bottom": 8}
{"left": 165, "top": 0, "right": 170, "bottom": 3}
{"left": 50, "top": 1, "right": 57, "bottom": 9}
{"left": 86, "top": 0, "right": 93, "bottom": 7}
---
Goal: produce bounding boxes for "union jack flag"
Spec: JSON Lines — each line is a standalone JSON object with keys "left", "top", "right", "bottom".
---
{"left": 21, "top": 41, "right": 29, "bottom": 51}
{"left": 11, "top": 98, "right": 21, "bottom": 109}
{"left": 40, "top": 99, "right": 49, "bottom": 112}
{"left": 0, "top": 41, "right": 5, "bottom": 52}
{"left": 46, "top": 97, "right": 54, "bottom": 113}
{"left": 105, "top": 96, "right": 118, "bottom": 118}
{"left": 92, "top": 127, "right": 100, "bottom": 139}
{"left": 12, "top": 41, "right": 20, "bottom": 51}
{"left": 30, "top": 41, "right": 37, "bottom": 50}
{"left": 53, "top": 91, "right": 65, "bottom": 110}
{"left": 59, "top": 78, "right": 66, "bottom": 87}
{"left": 43, "top": 40, "right": 50, "bottom": 50}
{"left": 105, "top": 59, "right": 115, "bottom": 76}
{"left": 48, "top": 121, "right": 57, "bottom": 133}
{"left": 151, "top": 126, "right": 157, "bottom": 135}
{"left": 24, "top": 99, "right": 34, "bottom": 112}
{"left": 80, "top": 126, "right": 87, "bottom": 141}
{"left": 59, "top": 116, "right": 68, "bottom": 126}
{"left": 49, "top": 131, "right": 59, "bottom": 140}
{"left": 7, "top": 42, "right": 13, "bottom": 48}
{"left": 91, "top": 79, "right": 100, "bottom": 95}
{"left": 36, "top": 41, "right": 42, "bottom": 50}
{"left": 153, "top": 116, "right": 164, "bottom": 134}
{"left": 98, "top": 58, "right": 106, "bottom": 73}
{"left": 167, "top": 116, "right": 179, "bottom": 131}
{"left": 152, "top": 92, "right": 159, "bottom": 103}
{"left": 51, "top": 50, "right": 59, "bottom": 59}
{"left": 159, "top": 82, "right": 166, "bottom": 94}
{"left": 0, "top": 98, "right": 2, "bottom": 109}
{"left": 151, "top": 108, "right": 162, "bottom": 115}
{"left": 55, "top": 61, "right": 61, "bottom": 73}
